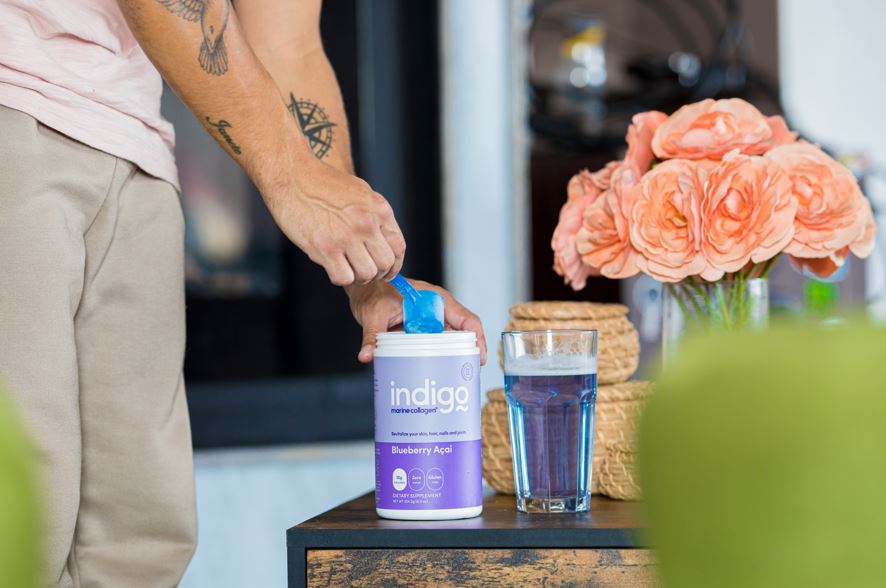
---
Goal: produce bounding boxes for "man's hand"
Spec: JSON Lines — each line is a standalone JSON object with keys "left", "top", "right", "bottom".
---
{"left": 346, "top": 279, "right": 487, "bottom": 365}
{"left": 264, "top": 157, "right": 406, "bottom": 286}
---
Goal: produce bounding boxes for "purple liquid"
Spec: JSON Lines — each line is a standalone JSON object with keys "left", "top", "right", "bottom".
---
{"left": 504, "top": 372, "right": 596, "bottom": 510}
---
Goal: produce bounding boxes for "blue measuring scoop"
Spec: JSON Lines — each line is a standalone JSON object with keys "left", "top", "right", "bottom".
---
{"left": 390, "top": 274, "right": 444, "bottom": 334}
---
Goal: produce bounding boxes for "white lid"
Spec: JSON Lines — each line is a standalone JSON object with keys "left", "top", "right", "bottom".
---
{"left": 375, "top": 331, "right": 479, "bottom": 357}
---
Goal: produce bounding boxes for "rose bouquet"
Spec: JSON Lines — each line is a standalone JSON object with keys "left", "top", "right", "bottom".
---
{"left": 552, "top": 98, "right": 876, "bottom": 330}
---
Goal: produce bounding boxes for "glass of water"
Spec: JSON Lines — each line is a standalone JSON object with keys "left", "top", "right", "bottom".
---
{"left": 501, "top": 330, "right": 598, "bottom": 513}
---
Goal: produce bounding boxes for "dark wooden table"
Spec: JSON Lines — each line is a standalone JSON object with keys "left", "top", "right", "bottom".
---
{"left": 287, "top": 491, "right": 656, "bottom": 587}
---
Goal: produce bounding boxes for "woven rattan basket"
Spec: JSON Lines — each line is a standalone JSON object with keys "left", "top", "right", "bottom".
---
{"left": 598, "top": 439, "right": 642, "bottom": 501}
{"left": 593, "top": 380, "right": 652, "bottom": 488}
{"left": 481, "top": 388, "right": 514, "bottom": 494}
{"left": 499, "top": 301, "right": 640, "bottom": 385}
{"left": 481, "top": 381, "right": 652, "bottom": 496}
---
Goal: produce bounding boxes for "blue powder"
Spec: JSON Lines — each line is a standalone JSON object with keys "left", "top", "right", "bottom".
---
{"left": 403, "top": 290, "right": 444, "bottom": 334}
{"left": 405, "top": 316, "right": 444, "bottom": 334}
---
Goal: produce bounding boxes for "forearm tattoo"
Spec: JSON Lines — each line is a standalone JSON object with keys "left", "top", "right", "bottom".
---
{"left": 205, "top": 117, "right": 242, "bottom": 154}
{"left": 158, "top": 0, "right": 230, "bottom": 75}
{"left": 287, "top": 93, "right": 336, "bottom": 159}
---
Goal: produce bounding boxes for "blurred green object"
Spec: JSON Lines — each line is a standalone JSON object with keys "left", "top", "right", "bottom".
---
{"left": 804, "top": 279, "right": 839, "bottom": 317}
{"left": 639, "top": 322, "right": 886, "bottom": 588}
{"left": 0, "top": 383, "right": 40, "bottom": 588}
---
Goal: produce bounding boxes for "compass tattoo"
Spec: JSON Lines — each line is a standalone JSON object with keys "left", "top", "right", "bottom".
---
{"left": 287, "top": 93, "right": 336, "bottom": 159}
{"left": 158, "top": 0, "right": 230, "bottom": 75}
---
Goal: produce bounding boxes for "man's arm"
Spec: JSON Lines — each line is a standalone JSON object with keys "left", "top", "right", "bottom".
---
{"left": 235, "top": 0, "right": 352, "bottom": 173}
{"left": 117, "top": 0, "right": 404, "bottom": 285}
{"left": 235, "top": 0, "right": 487, "bottom": 365}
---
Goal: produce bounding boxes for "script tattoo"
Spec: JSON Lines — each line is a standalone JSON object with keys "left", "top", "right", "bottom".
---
{"left": 205, "top": 117, "right": 241, "bottom": 154}
{"left": 158, "top": 0, "right": 230, "bottom": 75}
{"left": 287, "top": 93, "right": 336, "bottom": 159}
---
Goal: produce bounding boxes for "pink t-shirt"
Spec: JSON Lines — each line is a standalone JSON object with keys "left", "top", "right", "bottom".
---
{"left": 0, "top": 0, "right": 179, "bottom": 189}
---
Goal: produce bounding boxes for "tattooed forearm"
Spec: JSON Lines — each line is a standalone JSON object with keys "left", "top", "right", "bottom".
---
{"left": 158, "top": 0, "right": 230, "bottom": 75}
{"left": 205, "top": 117, "right": 242, "bottom": 154}
{"left": 287, "top": 93, "right": 336, "bottom": 159}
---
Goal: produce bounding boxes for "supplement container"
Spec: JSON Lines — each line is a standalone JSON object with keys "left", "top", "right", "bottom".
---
{"left": 373, "top": 331, "right": 482, "bottom": 520}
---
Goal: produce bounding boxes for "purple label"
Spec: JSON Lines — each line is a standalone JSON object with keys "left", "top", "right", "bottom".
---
{"left": 375, "top": 440, "right": 482, "bottom": 509}
{"left": 374, "top": 354, "right": 481, "bottom": 510}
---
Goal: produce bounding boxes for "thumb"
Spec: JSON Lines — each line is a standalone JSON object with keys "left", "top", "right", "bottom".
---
{"left": 358, "top": 315, "right": 389, "bottom": 364}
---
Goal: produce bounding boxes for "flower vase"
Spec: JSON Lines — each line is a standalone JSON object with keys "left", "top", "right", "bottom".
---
{"left": 662, "top": 277, "right": 769, "bottom": 362}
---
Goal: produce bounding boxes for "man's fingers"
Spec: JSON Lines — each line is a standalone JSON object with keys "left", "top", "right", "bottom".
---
{"left": 408, "top": 280, "right": 487, "bottom": 364}
{"left": 386, "top": 226, "right": 407, "bottom": 261}
{"left": 358, "top": 314, "right": 390, "bottom": 364}
{"left": 365, "top": 232, "right": 397, "bottom": 281}
{"left": 440, "top": 293, "right": 488, "bottom": 366}
{"left": 380, "top": 225, "right": 405, "bottom": 280}
{"left": 374, "top": 197, "right": 406, "bottom": 272}
{"left": 325, "top": 254, "right": 355, "bottom": 287}
{"left": 372, "top": 192, "right": 398, "bottom": 230}
{"left": 346, "top": 245, "right": 380, "bottom": 285}
{"left": 382, "top": 253, "right": 404, "bottom": 281}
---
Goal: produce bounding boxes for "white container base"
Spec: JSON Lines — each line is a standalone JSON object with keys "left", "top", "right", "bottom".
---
{"left": 376, "top": 505, "right": 483, "bottom": 521}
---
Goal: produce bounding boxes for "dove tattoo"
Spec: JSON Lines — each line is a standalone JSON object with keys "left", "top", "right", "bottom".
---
{"left": 158, "top": 0, "right": 230, "bottom": 75}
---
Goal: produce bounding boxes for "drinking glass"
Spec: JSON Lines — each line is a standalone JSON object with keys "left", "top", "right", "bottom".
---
{"left": 501, "top": 330, "right": 598, "bottom": 513}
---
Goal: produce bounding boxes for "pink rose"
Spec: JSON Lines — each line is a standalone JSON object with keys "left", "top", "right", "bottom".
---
{"left": 652, "top": 98, "right": 774, "bottom": 160}
{"left": 701, "top": 151, "right": 797, "bottom": 274}
{"left": 850, "top": 197, "right": 877, "bottom": 258}
{"left": 552, "top": 165, "right": 621, "bottom": 289}
{"left": 695, "top": 159, "right": 722, "bottom": 173}
{"left": 766, "top": 142, "right": 869, "bottom": 261}
{"left": 790, "top": 197, "right": 878, "bottom": 279}
{"left": 625, "top": 159, "right": 715, "bottom": 282}
{"left": 566, "top": 162, "right": 619, "bottom": 202}
{"left": 552, "top": 194, "right": 597, "bottom": 291}
{"left": 575, "top": 165, "right": 644, "bottom": 279}
{"left": 625, "top": 111, "right": 667, "bottom": 172}
{"left": 766, "top": 115, "right": 798, "bottom": 147}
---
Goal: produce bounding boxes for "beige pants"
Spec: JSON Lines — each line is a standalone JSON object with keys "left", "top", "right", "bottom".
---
{"left": 0, "top": 105, "right": 196, "bottom": 587}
